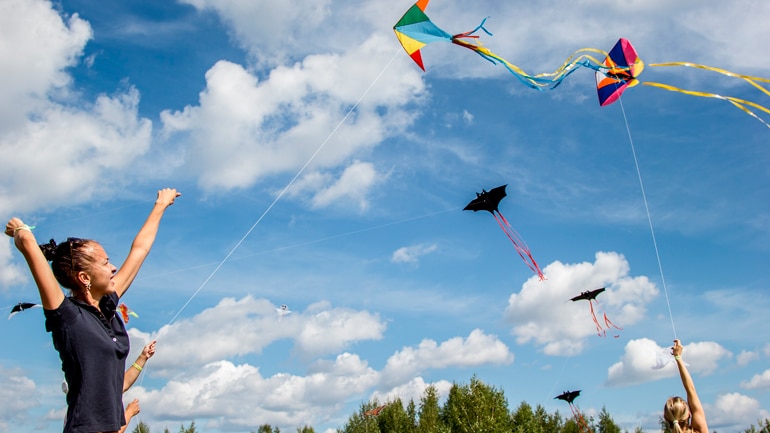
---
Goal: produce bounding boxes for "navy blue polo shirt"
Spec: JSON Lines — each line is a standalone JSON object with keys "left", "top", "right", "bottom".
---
{"left": 45, "top": 292, "right": 130, "bottom": 433}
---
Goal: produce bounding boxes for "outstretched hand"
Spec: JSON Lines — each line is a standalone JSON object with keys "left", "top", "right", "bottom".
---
{"left": 671, "top": 339, "right": 683, "bottom": 357}
{"left": 156, "top": 188, "right": 181, "bottom": 208}
{"left": 142, "top": 340, "right": 157, "bottom": 360}
{"left": 5, "top": 217, "right": 29, "bottom": 237}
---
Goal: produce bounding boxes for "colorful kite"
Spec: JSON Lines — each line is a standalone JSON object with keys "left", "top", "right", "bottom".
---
{"left": 464, "top": 185, "right": 545, "bottom": 280}
{"left": 555, "top": 390, "right": 593, "bottom": 433}
{"left": 7, "top": 302, "right": 41, "bottom": 319}
{"left": 394, "top": 1, "right": 770, "bottom": 127}
{"left": 118, "top": 304, "right": 138, "bottom": 323}
{"left": 393, "top": 0, "right": 609, "bottom": 90}
{"left": 596, "top": 38, "right": 770, "bottom": 127}
{"left": 570, "top": 288, "right": 622, "bottom": 338}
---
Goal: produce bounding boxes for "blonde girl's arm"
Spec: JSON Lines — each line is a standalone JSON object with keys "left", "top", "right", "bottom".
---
{"left": 673, "top": 340, "right": 708, "bottom": 433}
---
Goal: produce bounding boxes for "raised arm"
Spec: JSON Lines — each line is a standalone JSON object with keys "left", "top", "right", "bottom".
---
{"left": 114, "top": 188, "right": 180, "bottom": 298}
{"left": 5, "top": 219, "right": 65, "bottom": 310}
{"left": 123, "top": 340, "right": 156, "bottom": 392}
{"left": 672, "top": 339, "right": 708, "bottom": 433}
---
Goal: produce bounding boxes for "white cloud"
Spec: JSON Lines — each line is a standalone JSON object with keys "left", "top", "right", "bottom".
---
{"left": 707, "top": 393, "right": 770, "bottom": 432}
{"left": 462, "top": 110, "right": 474, "bottom": 125}
{"left": 0, "top": 365, "right": 39, "bottom": 432}
{"left": 307, "top": 161, "right": 380, "bottom": 211}
{"left": 741, "top": 369, "right": 770, "bottom": 390}
{"left": 606, "top": 338, "right": 731, "bottom": 387}
{"left": 380, "top": 329, "right": 514, "bottom": 387}
{"left": 504, "top": 251, "right": 658, "bottom": 356}
{"left": 0, "top": 0, "right": 154, "bottom": 214}
{"left": 133, "top": 296, "right": 386, "bottom": 375}
{"left": 295, "top": 302, "right": 387, "bottom": 358}
{"left": 128, "top": 354, "right": 379, "bottom": 432}
{"left": 160, "top": 34, "right": 424, "bottom": 193}
{"left": 736, "top": 350, "right": 759, "bottom": 367}
{"left": 0, "top": 0, "right": 91, "bottom": 130}
{"left": 391, "top": 243, "right": 438, "bottom": 265}
{"left": 370, "top": 377, "right": 453, "bottom": 407}
{"left": 0, "top": 240, "right": 27, "bottom": 290}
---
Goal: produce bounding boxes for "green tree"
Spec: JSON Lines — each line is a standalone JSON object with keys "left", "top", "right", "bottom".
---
{"left": 257, "top": 425, "right": 281, "bottom": 433}
{"left": 406, "top": 399, "right": 418, "bottom": 433}
{"left": 375, "top": 399, "right": 413, "bottom": 433}
{"left": 744, "top": 419, "right": 770, "bottom": 433}
{"left": 296, "top": 426, "right": 315, "bottom": 433}
{"left": 337, "top": 400, "right": 386, "bottom": 433}
{"left": 131, "top": 420, "right": 151, "bottom": 433}
{"left": 176, "top": 421, "right": 197, "bottom": 433}
{"left": 511, "top": 401, "right": 563, "bottom": 433}
{"left": 596, "top": 407, "right": 621, "bottom": 433}
{"left": 417, "top": 384, "right": 447, "bottom": 433}
{"left": 441, "top": 376, "right": 512, "bottom": 433}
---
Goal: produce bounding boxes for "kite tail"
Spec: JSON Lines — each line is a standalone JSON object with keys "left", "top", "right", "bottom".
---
{"left": 642, "top": 81, "right": 770, "bottom": 129}
{"left": 648, "top": 62, "right": 770, "bottom": 98}
{"left": 452, "top": 17, "right": 493, "bottom": 40}
{"left": 588, "top": 300, "right": 606, "bottom": 337}
{"left": 570, "top": 404, "right": 594, "bottom": 433}
{"left": 603, "top": 313, "right": 623, "bottom": 338}
{"left": 450, "top": 25, "right": 608, "bottom": 91}
{"left": 492, "top": 211, "right": 546, "bottom": 280}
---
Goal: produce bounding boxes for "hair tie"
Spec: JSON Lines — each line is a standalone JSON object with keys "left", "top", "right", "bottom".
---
{"left": 13, "top": 225, "right": 35, "bottom": 234}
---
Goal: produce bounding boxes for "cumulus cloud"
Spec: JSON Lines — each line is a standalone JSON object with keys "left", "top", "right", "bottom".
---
{"left": 0, "top": 0, "right": 155, "bottom": 214}
{"left": 370, "top": 377, "right": 453, "bottom": 407}
{"left": 133, "top": 296, "right": 386, "bottom": 375}
{"left": 391, "top": 243, "right": 438, "bottom": 265}
{"left": 160, "top": 34, "right": 424, "bottom": 193}
{"left": 0, "top": 0, "right": 91, "bottom": 130}
{"left": 736, "top": 350, "right": 760, "bottom": 367}
{"left": 304, "top": 161, "right": 379, "bottom": 211}
{"left": 504, "top": 251, "right": 658, "bottom": 356}
{"left": 380, "top": 329, "right": 514, "bottom": 387}
{"left": 707, "top": 393, "right": 770, "bottom": 431}
{"left": 128, "top": 354, "right": 379, "bottom": 432}
{"left": 0, "top": 240, "right": 27, "bottom": 290}
{"left": 606, "top": 338, "right": 731, "bottom": 387}
{"left": 0, "top": 365, "right": 39, "bottom": 432}
{"left": 741, "top": 369, "right": 770, "bottom": 390}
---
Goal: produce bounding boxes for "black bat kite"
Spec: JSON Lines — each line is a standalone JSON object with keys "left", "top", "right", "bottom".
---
{"left": 554, "top": 390, "right": 581, "bottom": 404}
{"left": 8, "top": 302, "right": 41, "bottom": 319}
{"left": 555, "top": 390, "right": 593, "bottom": 433}
{"left": 570, "top": 287, "right": 622, "bottom": 338}
{"left": 464, "top": 185, "right": 545, "bottom": 280}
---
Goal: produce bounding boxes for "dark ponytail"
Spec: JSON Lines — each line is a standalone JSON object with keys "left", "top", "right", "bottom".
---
{"left": 39, "top": 238, "right": 93, "bottom": 291}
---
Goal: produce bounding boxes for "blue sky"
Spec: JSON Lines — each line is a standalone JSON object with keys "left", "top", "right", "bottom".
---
{"left": 1, "top": 0, "right": 769, "bottom": 432}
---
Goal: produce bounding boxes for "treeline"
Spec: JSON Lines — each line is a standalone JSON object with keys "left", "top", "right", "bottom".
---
{"left": 130, "top": 376, "right": 770, "bottom": 433}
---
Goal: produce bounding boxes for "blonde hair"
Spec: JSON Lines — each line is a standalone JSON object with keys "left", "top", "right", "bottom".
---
{"left": 664, "top": 397, "right": 691, "bottom": 433}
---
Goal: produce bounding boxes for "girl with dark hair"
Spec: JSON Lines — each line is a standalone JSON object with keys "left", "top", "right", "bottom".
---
{"left": 5, "top": 188, "right": 180, "bottom": 433}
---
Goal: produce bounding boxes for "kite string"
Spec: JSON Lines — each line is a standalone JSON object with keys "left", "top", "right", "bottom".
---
{"left": 164, "top": 49, "right": 402, "bottom": 326}
{"left": 617, "top": 96, "right": 677, "bottom": 340}
{"left": 134, "top": 48, "right": 402, "bottom": 404}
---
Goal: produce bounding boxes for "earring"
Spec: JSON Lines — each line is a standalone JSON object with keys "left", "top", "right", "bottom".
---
{"left": 85, "top": 282, "right": 91, "bottom": 292}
